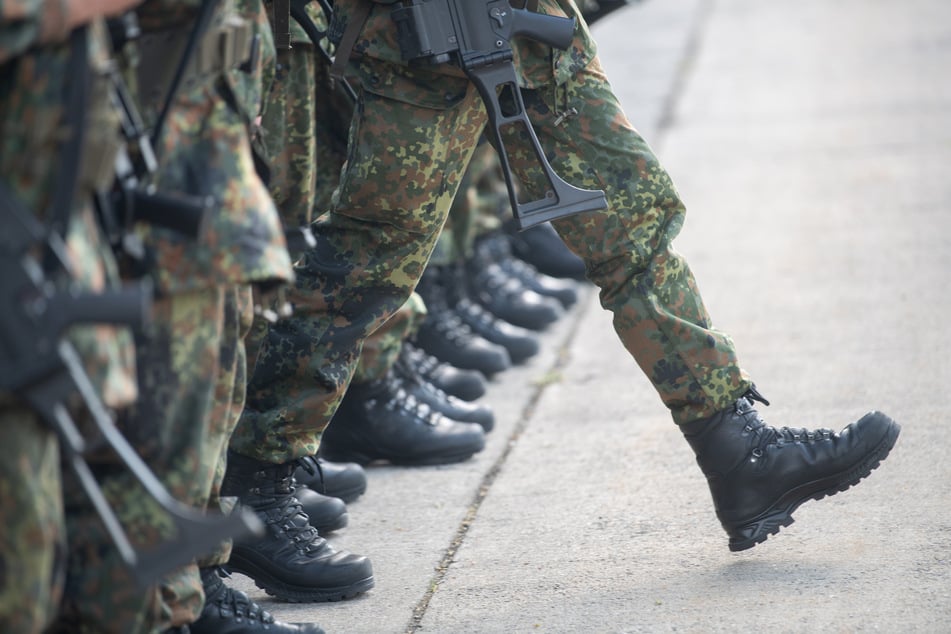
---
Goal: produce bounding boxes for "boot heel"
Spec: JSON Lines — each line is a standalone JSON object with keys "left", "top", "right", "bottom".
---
{"left": 727, "top": 512, "right": 796, "bottom": 552}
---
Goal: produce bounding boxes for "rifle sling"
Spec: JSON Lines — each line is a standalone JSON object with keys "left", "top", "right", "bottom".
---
{"left": 330, "top": 0, "right": 372, "bottom": 85}
{"left": 47, "top": 28, "right": 89, "bottom": 255}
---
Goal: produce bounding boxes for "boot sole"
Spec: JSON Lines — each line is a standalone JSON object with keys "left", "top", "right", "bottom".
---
{"left": 726, "top": 412, "right": 901, "bottom": 552}
{"left": 225, "top": 555, "right": 375, "bottom": 603}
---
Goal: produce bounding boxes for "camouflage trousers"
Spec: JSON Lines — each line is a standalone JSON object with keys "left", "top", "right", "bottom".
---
{"left": 0, "top": 409, "right": 64, "bottom": 634}
{"left": 231, "top": 40, "right": 321, "bottom": 461}
{"left": 239, "top": 52, "right": 750, "bottom": 463}
{"left": 353, "top": 292, "right": 427, "bottom": 383}
{"left": 53, "top": 285, "right": 250, "bottom": 633}
{"left": 0, "top": 209, "right": 138, "bottom": 633}
{"left": 428, "top": 142, "right": 501, "bottom": 267}
{"left": 158, "top": 285, "right": 252, "bottom": 627}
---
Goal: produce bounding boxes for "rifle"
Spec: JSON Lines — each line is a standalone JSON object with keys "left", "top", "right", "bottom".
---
{"left": 97, "top": 11, "right": 215, "bottom": 263}
{"left": 288, "top": 0, "right": 359, "bottom": 103}
{"left": 391, "top": 0, "right": 607, "bottom": 229}
{"left": 0, "top": 183, "right": 262, "bottom": 588}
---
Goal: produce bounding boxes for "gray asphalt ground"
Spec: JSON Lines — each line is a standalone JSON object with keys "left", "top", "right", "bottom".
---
{"left": 232, "top": 0, "right": 951, "bottom": 631}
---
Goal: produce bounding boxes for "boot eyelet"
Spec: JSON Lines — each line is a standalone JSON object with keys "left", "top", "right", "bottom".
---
{"left": 750, "top": 448, "right": 764, "bottom": 462}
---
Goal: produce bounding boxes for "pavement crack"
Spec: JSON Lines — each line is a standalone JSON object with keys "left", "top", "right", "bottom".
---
{"left": 655, "top": 0, "right": 716, "bottom": 138}
{"left": 404, "top": 286, "right": 597, "bottom": 633}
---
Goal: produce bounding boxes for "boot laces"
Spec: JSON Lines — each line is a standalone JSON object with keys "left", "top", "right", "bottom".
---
{"left": 432, "top": 309, "right": 476, "bottom": 345}
{"left": 403, "top": 344, "right": 440, "bottom": 378}
{"left": 253, "top": 469, "right": 326, "bottom": 554}
{"left": 458, "top": 298, "right": 501, "bottom": 328}
{"left": 276, "top": 496, "right": 326, "bottom": 554}
{"left": 739, "top": 390, "right": 835, "bottom": 456}
{"left": 375, "top": 373, "right": 442, "bottom": 426}
{"left": 394, "top": 357, "right": 454, "bottom": 407}
{"left": 206, "top": 567, "right": 276, "bottom": 624}
{"left": 296, "top": 455, "right": 325, "bottom": 491}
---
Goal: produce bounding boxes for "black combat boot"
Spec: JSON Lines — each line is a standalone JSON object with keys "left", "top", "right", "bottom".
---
{"left": 466, "top": 233, "right": 564, "bottom": 331}
{"left": 681, "top": 387, "right": 901, "bottom": 552}
{"left": 478, "top": 230, "right": 579, "bottom": 308}
{"left": 402, "top": 342, "right": 487, "bottom": 402}
{"left": 392, "top": 354, "right": 495, "bottom": 431}
{"left": 189, "top": 567, "right": 324, "bottom": 633}
{"left": 439, "top": 260, "right": 540, "bottom": 364}
{"left": 295, "top": 455, "right": 368, "bottom": 503}
{"left": 293, "top": 485, "right": 348, "bottom": 534}
{"left": 454, "top": 297, "right": 540, "bottom": 364}
{"left": 412, "top": 265, "right": 511, "bottom": 376}
{"left": 221, "top": 452, "right": 374, "bottom": 602}
{"left": 319, "top": 372, "right": 486, "bottom": 466}
{"left": 504, "top": 219, "right": 587, "bottom": 280}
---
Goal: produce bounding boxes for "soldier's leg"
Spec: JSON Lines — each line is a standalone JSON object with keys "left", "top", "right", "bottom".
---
{"left": 514, "top": 57, "right": 747, "bottom": 424}
{"left": 318, "top": 287, "right": 489, "bottom": 464}
{"left": 237, "top": 63, "right": 486, "bottom": 462}
{"left": 201, "top": 285, "right": 255, "bottom": 567}
{"left": 352, "top": 292, "right": 427, "bottom": 383}
{"left": 518, "top": 55, "right": 899, "bottom": 550}
{"left": 156, "top": 285, "right": 241, "bottom": 627}
{"left": 56, "top": 288, "right": 226, "bottom": 633}
{"left": 411, "top": 146, "right": 533, "bottom": 372}
{"left": 208, "top": 25, "right": 374, "bottom": 608}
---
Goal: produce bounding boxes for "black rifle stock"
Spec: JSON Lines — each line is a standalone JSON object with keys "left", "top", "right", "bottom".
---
{"left": 98, "top": 14, "right": 214, "bottom": 259}
{"left": 0, "top": 183, "right": 262, "bottom": 588}
{"left": 391, "top": 0, "right": 607, "bottom": 229}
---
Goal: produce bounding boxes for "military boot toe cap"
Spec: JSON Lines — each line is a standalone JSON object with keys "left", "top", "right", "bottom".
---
{"left": 320, "top": 375, "right": 487, "bottom": 466}
{"left": 295, "top": 486, "right": 349, "bottom": 534}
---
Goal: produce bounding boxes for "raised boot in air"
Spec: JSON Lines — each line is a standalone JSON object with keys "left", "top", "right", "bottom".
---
{"left": 681, "top": 387, "right": 900, "bottom": 552}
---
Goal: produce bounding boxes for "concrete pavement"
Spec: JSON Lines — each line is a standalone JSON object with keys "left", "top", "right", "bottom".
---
{"left": 233, "top": 0, "right": 951, "bottom": 631}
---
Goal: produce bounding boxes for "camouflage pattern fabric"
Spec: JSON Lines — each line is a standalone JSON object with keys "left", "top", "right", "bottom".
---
{"left": 0, "top": 2, "right": 75, "bottom": 61}
{"left": 236, "top": 57, "right": 483, "bottom": 461}
{"left": 239, "top": 0, "right": 748, "bottom": 463}
{"left": 55, "top": 288, "right": 227, "bottom": 633}
{"left": 430, "top": 141, "right": 506, "bottom": 267}
{"left": 260, "top": 4, "right": 319, "bottom": 229}
{"left": 353, "top": 292, "right": 428, "bottom": 382}
{"left": 125, "top": 1, "right": 291, "bottom": 629}
{"left": 0, "top": 408, "right": 65, "bottom": 634}
{"left": 158, "top": 285, "right": 254, "bottom": 625}
{"left": 198, "top": 285, "right": 255, "bottom": 570}
{"left": 234, "top": 1, "right": 321, "bottom": 412}
{"left": 135, "top": 0, "right": 294, "bottom": 295}
{"left": 327, "top": 0, "right": 749, "bottom": 426}
{"left": 57, "top": 1, "right": 293, "bottom": 630}
{"left": 231, "top": 3, "right": 339, "bottom": 460}
{"left": 0, "top": 16, "right": 138, "bottom": 633}
{"left": 235, "top": 2, "right": 453, "bottom": 460}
